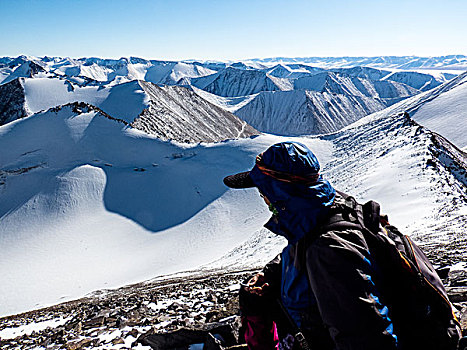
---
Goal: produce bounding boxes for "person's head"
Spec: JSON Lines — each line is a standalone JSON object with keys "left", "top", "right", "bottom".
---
{"left": 223, "top": 141, "right": 322, "bottom": 197}
{"left": 223, "top": 141, "right": 335, "bottom": 242}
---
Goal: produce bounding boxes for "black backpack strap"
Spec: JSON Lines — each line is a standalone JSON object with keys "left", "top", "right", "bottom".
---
{"left": 362, "top": 200, "right": 381, "bottom": 234}
{"left": 295, "top": 193, "right": 383, "bottom": 270}
{"left": 318, "top": 192, "right": 368, "bottom": 234}
{"left": 293, "top": 193, "right": 363, "bottom": 269}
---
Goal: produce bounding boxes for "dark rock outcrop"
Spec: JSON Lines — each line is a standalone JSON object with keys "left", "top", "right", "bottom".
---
{"left": 131, "top": 82, "right": 258, "bottom": 143}
{"left": 0, "top": 78, "right": 27, "bottom": 125}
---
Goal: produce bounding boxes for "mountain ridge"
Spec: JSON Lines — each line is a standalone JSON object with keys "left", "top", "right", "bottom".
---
{"left": 0, "top": 77, "right": 258, "bottom": 143}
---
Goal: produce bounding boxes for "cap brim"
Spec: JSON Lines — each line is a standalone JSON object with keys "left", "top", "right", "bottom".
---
{"left": 223, "top": 171, "right": 256, "bottom": 189}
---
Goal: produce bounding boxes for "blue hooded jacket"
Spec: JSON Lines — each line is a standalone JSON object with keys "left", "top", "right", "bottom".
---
{"left": 249, "top": 142, "right": 335, "bottom": 328}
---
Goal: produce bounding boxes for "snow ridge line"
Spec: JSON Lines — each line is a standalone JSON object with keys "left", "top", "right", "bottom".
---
{"left": 429, "top": 131, "right": 467, "bottom": 188}
{"left": 405, "top": 71, "right": 467, "bottom": 116}
{"left": 47, "top": 101, "right": 129, "bottom": 125}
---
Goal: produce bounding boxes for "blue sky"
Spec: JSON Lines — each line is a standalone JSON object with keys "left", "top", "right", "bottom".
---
{"left": 1, "top": 0, "right": 466, "bottom": 60}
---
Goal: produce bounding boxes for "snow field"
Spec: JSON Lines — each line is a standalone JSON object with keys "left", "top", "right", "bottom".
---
{"left": 411, "top": 78, "right": 467, "bottom": 149}
{"left": 22, "top": 78, "right": 149, "bottom": 123}
{"left": 0, "top": 104, "right": 334, "bottom": 316}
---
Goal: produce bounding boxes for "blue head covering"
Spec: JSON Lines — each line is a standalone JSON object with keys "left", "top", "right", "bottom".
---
{"left": 249, "top": 142, "right": 335, "bottom": 243}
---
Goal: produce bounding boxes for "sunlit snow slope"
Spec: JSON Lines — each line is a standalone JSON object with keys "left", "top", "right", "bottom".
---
{"left": 410, "top": 75, "right": 467, "bottom": 150}
{"left": 234, "top": 89, "right": 385, "bottom": 135}
{"left": 0, "top": 78, "right": 150, "bottom": 125}
{"left": 0, "top": 103, "right": 327, "bottom": 316}
{"left": 350, "top": 71, "right": 467, "bottom": 150}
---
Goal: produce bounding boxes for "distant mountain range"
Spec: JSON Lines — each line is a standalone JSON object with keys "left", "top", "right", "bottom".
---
{"left": 246, "top": 55, "right": 467, "bottom": 70}
{"left": 1, "top": 55, "right": 463, "bottom": 139}
{"left": 0, "top": 75, "right": 257, "bottom": 143}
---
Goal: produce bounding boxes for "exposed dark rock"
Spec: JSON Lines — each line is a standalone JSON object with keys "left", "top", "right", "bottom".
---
{"left": 138, "top": 320, "right": 238, "bottom": 350}
{"left": 111, "top": 337, "right": 125, "bottom": 345}
{"left": 448, "top": 287, "right": 467, "bottom": 303}
{"left": 0, "top": 78, "right": 27, "bottom": 125}
{"left": 66, "top": 337, "right": 94, "bottom": 350}
{"left": 130, "top": 81, "right": 258, "bottom": 143}
{"left": 83, "top": 316, "right": 105, "bottom": 329}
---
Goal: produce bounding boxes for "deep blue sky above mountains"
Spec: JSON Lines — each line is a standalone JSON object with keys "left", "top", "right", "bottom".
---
{"left": 1, "top": 0, "right": 466, "bottom": 60}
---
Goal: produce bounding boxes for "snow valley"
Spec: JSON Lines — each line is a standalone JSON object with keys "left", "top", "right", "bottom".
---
{"left": 0, "top": 55, "right": 466, "bottom": 317}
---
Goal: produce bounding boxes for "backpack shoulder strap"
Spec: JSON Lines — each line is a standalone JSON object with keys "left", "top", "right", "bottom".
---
{"left": 317, "top": 191, "right": 381, "bottom": 235}
{"left": 295, "top": 192, "right": 384, "bottom": 270}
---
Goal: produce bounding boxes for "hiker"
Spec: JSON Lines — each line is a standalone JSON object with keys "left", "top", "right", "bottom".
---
{"left": 223, "top": 141, "right": 460, "bottom": 350}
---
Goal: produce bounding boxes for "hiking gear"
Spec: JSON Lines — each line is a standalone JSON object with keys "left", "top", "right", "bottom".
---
{"left": 302, "top": 223, "right": 398, "bottom": 349}
{"left": 223, "top": 171, "right": 255, "bottom": 189}
{"left": 242, "top": 315, "right": 279, "bottom": 350}
{"left": 307, "top": 192, "right": 461, "bottom": 350}
{"left": 459, "top": 336, "right": 467, "bottom": 350}
{"left": 242, "top": 142, "right": 336, "bottom": 245}
{"left": 223, "top": 142, "right": 322, "bottom": 189}
{"left": 276, "top": 298, "right": 311, "bottom": 350}
{"left": 241, "top": 245, "right": 394, "bottom": 350}
{"left": 255, "top": 150, "right": 319, "bottom": 186}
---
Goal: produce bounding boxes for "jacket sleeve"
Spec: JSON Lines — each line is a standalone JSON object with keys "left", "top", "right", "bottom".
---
{"left": 262, "top": 254, "right": 282, "bottom": 294}
{"left": 306, "top": 229, "right": 398, "bottom": 350}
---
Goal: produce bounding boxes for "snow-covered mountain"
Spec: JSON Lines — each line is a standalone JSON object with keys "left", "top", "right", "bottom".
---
{"left": 248, "top": 55, "right": 467, "bottom": 70}
{"left": 139, "top": 61, "right": 217, "bottom": 86}
{"left": 0, "top": 77, "right": 150, "bottom": 125}
{"left": 0, "top": 77, "right": 257, "bottom": 142}
{"left": 190, "top": 67, "right": 292, "bottom": 97}
{"left": 382, "top": 71, "right": 456, "bottom": 91}
{"left": 330, "top": 66, "right": 391, "bottom": 81}
{"left": 1, "top": 55, "right": 461, "bottom": 139}
{"left": 352, "top": 71, "right": 467, "bottom": 150}
{"left": 330, "top": 66, "right": 456, "bottom": 91}
{"left": 131, "top": 82, "right": 258, "bottom": 142}
{"left": 0, "top": 56, "right": 217, "bottom": 86}
{"left": 1, "top": 67, "right": 466, "bottom": 317}
{"left": 294, "top": 71, "right": 419, "bottom": 106}
{"left": 233, "top": 89, "right": 385, "bottom": 135}
{"left": 191, "top": 69, "right": 430, "bottom": 136}
{"left": 263, "top": 64, "right": 324, "bottom": 79}
{"left": 0, "top": 59, "right": 50, "bottom": 85}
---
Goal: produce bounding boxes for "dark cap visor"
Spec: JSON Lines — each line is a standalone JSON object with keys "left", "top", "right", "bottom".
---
{"left": 223, "top": 171, "right": 256, "bottom": 189}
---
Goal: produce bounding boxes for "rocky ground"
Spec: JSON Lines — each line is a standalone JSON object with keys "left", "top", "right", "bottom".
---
{"left": 2, "top": 266, "right": 467, "bottom": 350}
{"left": 0, "top": 268, "right": 257, "bottom": 350}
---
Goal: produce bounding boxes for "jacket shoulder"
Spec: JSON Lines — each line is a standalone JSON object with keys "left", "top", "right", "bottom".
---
{"left": 306, "top": 228, "right": 370, "bottom": 267}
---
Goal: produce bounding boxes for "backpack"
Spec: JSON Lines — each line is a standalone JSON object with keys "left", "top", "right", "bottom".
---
{"left": 314, "top": 192, "right": 461, "bottom": 350}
